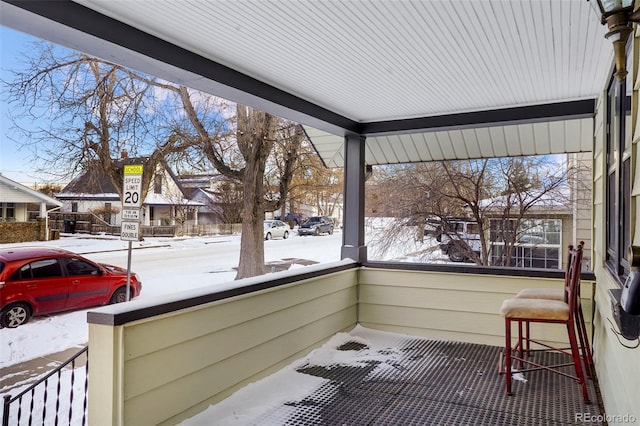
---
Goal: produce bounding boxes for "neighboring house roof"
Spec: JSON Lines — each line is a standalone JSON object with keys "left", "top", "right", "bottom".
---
{"left": 144, "top": 193, "right": 204, "bottom": 207}
{"left": 178, "top": 174, "right": 226, "bottom": 189}
{"left": 57, "top": 158, "right": 199, "bottom": 206}
{"left": 188, "top": 188, "right": 222, "bottom": 214}
{"left": 0, "top": 174, "right": 62, "bottom": 207}
{"left": 479, "top": 186, "right": 572, "bottom": 212}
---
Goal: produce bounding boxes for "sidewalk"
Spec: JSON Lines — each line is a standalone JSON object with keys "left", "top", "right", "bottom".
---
{"left": 0, "top": 346, "right": 87, "bottom": 396}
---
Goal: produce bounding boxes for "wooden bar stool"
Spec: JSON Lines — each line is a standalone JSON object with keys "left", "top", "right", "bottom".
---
{"left": 513, "top": 243, "right": 594, "bottom": 377}
{"left": 500, "top": 243, "right": 590, "bottom": 403}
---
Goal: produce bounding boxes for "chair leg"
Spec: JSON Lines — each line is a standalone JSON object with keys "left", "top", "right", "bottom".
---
{"left": 517, "top": 320, "right": 524, "bottom": 369}
{"left": 567, "top": 321, "right": 590, "bottom": 403}
{"left": 576, "top": 306, "right": 594, "bottom": 377}
{"left": 505, "top": 318, "right": 513, "bottom": 396}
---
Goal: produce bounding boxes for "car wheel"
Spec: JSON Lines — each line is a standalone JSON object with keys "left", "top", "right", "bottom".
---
{"left": 265, "top": 232, "right": 272, "bottom": 240}
{"left": 314, "top": 228, "right": 320, "bottom": 236}
{"left": 0, "top": 303, "right": 31, "bottom": 328}
{"left": 110, "top": 287, "right": 128, "bottom": 304}
{"left": 283, "top": 231, "right": 289, "bottom": 239}
{"left": 449, "top": 249, "right": 466, "bottom": 262}
{"left": 328, "top": 227, "right": 333, "bottom": 235}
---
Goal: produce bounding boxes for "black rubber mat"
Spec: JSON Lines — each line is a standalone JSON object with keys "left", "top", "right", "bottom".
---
{"left": 257, "top": 336, "right": 604, "bottom": 425}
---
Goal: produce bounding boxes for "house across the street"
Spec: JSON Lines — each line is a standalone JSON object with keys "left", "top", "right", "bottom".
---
{"left": 55, "top": 155, "right": 202, "bottom": 231}
{"left": 0, "top": 173, "right": 62, "bottom": 243}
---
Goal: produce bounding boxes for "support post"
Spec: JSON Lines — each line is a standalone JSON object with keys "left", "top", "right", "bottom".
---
{"left": 341, "top": 133, "right": 367, "bottom": 262}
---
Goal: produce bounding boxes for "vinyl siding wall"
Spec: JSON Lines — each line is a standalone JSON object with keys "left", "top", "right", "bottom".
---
{"left": 358, "top": 267, "right": 594, "bottom": 348}
{"left": 88, "top": 266, "right": 358, "bottom": 425}
{"left": 589, "top": 30, "right": 640, "bottom": 424}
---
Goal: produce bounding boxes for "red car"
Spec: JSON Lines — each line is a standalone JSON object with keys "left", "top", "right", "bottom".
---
{"left": 0, "top": 247, "right": 142, "bottom": 328}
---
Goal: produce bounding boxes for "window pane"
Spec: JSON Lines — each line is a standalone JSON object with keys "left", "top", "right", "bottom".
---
{"left": 30, "top": 259, "right": 62, "bottom": 279}
{"left": 64, "top": 258, "right": 100, "bottom": 276}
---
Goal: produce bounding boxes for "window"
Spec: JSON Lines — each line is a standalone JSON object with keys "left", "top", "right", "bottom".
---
{"left": 489, "top": 219, "right": 562, "bottom": 269}
{"left": 12, "top": 259, "right": 62, "bottom": 280}
{"left": 1, "top": 203, "right": 15, "bottom": 220}
{"left": 71, "top": 202, "right": 78, "bottom": 213}
{"left": 154, "top": 174, "right": 163, "bottom": 194}
{"left": 104, "top": 202, "right": 112, "bottom": 224}
{"left": 63, "top": 258, "right": 100, "bottom": 276}
{"left": 605, "top": 69, "right": 632, "bottom": 281}
{"left": 5, "top": 203, "right": 14, "bottom": 220}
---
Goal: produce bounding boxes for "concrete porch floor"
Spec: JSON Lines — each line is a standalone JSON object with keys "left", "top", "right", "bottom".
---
{"left": 184, "top": 327, "right": 604, "bottom": 425}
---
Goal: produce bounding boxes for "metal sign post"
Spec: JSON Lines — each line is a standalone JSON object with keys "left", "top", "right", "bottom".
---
{"left": 121, "top": 164, "right": 143, "bottom": 302}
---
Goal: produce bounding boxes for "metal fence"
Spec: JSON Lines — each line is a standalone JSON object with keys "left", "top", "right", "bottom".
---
{"left": 2, "top": 346, "right": 89, "bottom": 426}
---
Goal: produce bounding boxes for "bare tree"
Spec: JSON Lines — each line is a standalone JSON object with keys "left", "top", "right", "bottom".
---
{"left": 177, "top": 90, "right": 305, "bottom": 279}
{"left": 286, "top": 143, "right": 344, "bottom": 219}
{"left": 366, "top": 156, "right": 576, "bottom": 266}
{"left": 3, "top": 43, "right": 203, "bottom": 199}
{"left": 4, "top": 41, "right": 314, "bottom": 279}
{"left": 215, "top": 180, "right": 244, "bottom": 224}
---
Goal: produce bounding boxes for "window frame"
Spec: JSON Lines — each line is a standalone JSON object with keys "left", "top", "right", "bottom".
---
{"left": 605, "top": 69, "right": 632, "bottom": 283}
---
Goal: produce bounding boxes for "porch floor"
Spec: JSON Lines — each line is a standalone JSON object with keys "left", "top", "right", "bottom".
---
{"left": 185, "top": 327, "right": 604, "bottom": 425}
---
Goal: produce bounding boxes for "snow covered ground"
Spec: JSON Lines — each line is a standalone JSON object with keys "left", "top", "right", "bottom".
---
{"left": 0, "top": 232, "right": 345, "bottom": 369}
{"left": 0, "top": 222, "right": 452, "bottom": 425}
{"left": 1, "top": 222, "right": 447, "bottom": 370}
{"left": 180, "top": 325, "right": 418, "bottom": 425}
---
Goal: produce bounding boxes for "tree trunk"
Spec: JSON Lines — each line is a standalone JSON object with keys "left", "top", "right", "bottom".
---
{"left": 236, "top": 156, "right": 266, "bottom": 279}
{"left": 234, "top": 105, "right": 275, "bottom": 279}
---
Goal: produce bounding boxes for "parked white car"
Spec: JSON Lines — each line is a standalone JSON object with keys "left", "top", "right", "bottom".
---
{"left": 263, "top": 220, "right": 289, "bottom": 240}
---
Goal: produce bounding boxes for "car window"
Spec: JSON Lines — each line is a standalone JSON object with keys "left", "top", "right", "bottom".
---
{"left": 11, "top": 259, "right": 62, "bottom": 280}
{"left": 64, "top": 258, "right": 100, "bottom": 276}
{"left": 0, "top": 262, "right": 4, "bottom": 274}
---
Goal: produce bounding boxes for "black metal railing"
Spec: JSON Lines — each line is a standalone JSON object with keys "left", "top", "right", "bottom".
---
{"left": 2, "top": 346, "right": 88, "bottom": 426}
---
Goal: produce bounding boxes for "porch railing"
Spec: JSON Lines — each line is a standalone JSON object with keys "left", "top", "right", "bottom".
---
{"left": 2, "top": 346, "right": 89, "bottom": 426}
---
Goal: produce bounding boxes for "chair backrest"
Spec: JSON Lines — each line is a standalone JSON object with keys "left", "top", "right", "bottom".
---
{"left": 564, "top": 242, "right": 584, "bottom": 313}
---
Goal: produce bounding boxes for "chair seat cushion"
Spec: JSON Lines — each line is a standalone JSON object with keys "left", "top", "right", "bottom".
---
{"left": 515, "top": 288, "right": 564, "bottom": 301}
{"left": 500, "top": 298, "right": 569, "bottom": 321}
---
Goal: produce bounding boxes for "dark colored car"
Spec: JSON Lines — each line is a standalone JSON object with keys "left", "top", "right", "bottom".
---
{"left": 298, "top": 216, "right": 334, "bottom": 236}
{"left": 0, "top": 247, "right": 142, "bottom": 328}
{"left": 275, "top": 212, "right": 302, "bottom": 226}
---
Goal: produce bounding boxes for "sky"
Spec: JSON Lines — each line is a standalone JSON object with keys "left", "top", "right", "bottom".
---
{"left": 0, "top": 26, "right": 46, "bottom": 183}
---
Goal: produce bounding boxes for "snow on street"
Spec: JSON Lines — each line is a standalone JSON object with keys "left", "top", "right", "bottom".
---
{"left": 1, "top": 231, "right": 343, "bottom": 370}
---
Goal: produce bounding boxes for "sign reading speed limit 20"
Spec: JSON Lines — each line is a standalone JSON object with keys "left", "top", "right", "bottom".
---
{"left": 122, "top": 164, "right": 144, "bottom": 208}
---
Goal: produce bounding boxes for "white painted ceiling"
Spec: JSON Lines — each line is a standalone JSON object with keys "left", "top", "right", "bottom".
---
{"left": 2, "top": 0, "right": 615, "bottom": 165}
{"left": 73, "top": 0, "right": 611, "bottom": 122}
{"left": 305, "top": 117, "right": 594, "bottom": 167}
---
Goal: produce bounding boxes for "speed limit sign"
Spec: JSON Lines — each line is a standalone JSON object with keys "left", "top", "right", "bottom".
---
{"left": 122, "top": 164, "right": 143, "bottom": 208}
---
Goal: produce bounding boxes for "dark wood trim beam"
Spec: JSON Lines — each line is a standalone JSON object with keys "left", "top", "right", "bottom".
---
{"left": 362, "top": 260, "right": 596, "bottom": 281}
{"left": 361, "top": 99, "right": 596, "bottom": 136}
{"left": 87, "top": 261, "right": 359, "bottom": 326}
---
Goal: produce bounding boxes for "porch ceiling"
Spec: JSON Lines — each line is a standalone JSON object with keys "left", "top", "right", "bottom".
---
{"left": 305, "top": 117, "right": 594, "bottom": 167}
{"left": 1, "top": 1, "right": 611, "bottom": 165}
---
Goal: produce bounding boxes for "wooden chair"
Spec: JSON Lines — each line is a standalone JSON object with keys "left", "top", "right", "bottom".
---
{"left": 513, "top": 243, "right": 594, "bottom": 377}
{"left": 500, "top": 242, "right": 590, "bottom": 403}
